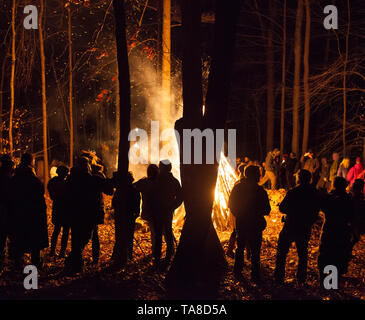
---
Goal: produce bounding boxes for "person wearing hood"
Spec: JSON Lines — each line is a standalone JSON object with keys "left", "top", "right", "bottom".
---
{"left": 346, "top": 157, "right": 364, "bottom": 186}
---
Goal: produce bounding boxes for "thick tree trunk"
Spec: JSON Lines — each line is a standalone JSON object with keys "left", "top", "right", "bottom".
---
{"left": 343, "top": 0, "right": 350, "bottom": 156}
{"left": 280, "top": 0, "right": 287, "bottom": 156}
{"left": 166, "top": 0, "right": 240, "bottom": 298}
{"left": 292, "top": 0, "right": 303, "bottom": 156}
{"left": 302, "top": 0, "right": 311, "bottom": 153}
{"left": 266, "top": 0, "right": 275, "bottom": 152}
{"left": 111, "top": 0, "right": 131, "bottom": 267}
{"left": 9, "top": 0, "right": 16, "bottom": 157}
{"left": 68, "top": 6, "right": 74, "bottom": 168}
{"left": 39, "top": 0, "right": 49, "bottom": 186}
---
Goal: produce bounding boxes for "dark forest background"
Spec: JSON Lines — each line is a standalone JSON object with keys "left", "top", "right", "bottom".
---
{"left": 0, "top": 0, "right": 365, "bottom": 175}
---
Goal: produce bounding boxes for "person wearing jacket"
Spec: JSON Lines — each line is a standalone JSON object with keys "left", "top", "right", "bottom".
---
{"left": 337, "top": 158, "right": 350, "bottom": 179}
{"left": 89, "top": 163, "right": 114, "bottom": 264}
{"left": 64, "top": 157, "right": 112, "bottom": 273}
{"left": 259, "top": 148, "right": 280, "bottom": 190}
{"left": 229, "top": 165, "right": 271, "bottom": 282}
{"left": 318, "top": 177, "right": 353, "bottom": 287}
{"left": 10, "top": 153, "right": 48, "bottom": 269}
{"left": 346, "top": 157, "right": 364, "bottom": 186}
{"left": 274, "top": 169, "right": 321, "bottom": 284}
{"left": 134, "top": 164, "right": 160, "bottom": 261}
{"left": 153, "top": 160, "right": 183, "bottom": 264}
{"left": 48, "top": 165, "right": 70, "bottom": 258}
{"left": 316, "top": 157, "right": 330, "bottom": 192}
{"left": 329, "top": 152, "right": 340, "bottom": 190}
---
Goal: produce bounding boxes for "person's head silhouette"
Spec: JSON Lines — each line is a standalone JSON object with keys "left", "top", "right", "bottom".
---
{"left": 159, "top": 160, "right": 172, "bottom": 174}
{"left": 56, "top": 165, "right": 69, "bottom": 179}
{"left": 147, "top": 164, "right": 159, "bottom": 179}
{"left": 333, "top": 176, "right": 347, "bottom": 192}
{"left": 21, "top": 153, "right": 33, "bottom": 167}
{"left": 298, "top": 169, "right": 311, "bottom": 185}
{"left": 245, "top": 165, "right": 261, "bottom": 183}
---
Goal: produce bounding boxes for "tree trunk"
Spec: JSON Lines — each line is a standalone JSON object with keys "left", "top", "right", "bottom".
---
{"left": 343, "top": 0, "right": 350, "bottom": 157}
{"left": 115, "top": 67, "right": 120, "bottom": 149}
{"left": 111, "top": 0, "right": 131, "bottom": 267}
{"left": 166, "top": 0, "right": 240, "bottom": 298}
{"left": 292, "top": 0, "right": 303, "bottom": 156}
{"left": 266, "top": 0, "right": 275, "bottom": 152}
{"left": 161, "top": 0, "right": 171, "bottom": 130}
{"left": 302, "top": 0, "right": 311, "bottom": 153}
{"left": 0, "top": 55, "right": 7, "bottom": 152}
{"left": 39, "top": 0, "right": 49, "bottom": 186}
{"left": 280, "top": 0, "right": 287, "bottom": 156}
{"left": 67, "top": 6, "right": 74, "bottom": 166}
{"left": 68, "top": 5, "right": 74, "bottom": 168}
{"left": 9, "top": 0, "right": 16, "bottom": 157}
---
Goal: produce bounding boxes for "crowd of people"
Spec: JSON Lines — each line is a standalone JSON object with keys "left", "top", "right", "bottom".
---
{"left": 0, "top": 147, "right": 364, "bottom": 289}
{"left": 230, "top": 149, "right": 365, "bottom": 285}
{"left": 238, "top": 149, "right": 365, "bottom": 193}
{"left": 0, "top": 152, "right": 182, "bottom": 275}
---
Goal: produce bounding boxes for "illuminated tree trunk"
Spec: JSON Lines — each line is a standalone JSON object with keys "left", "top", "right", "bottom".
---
{"left": 68, "top": 5, "right": 74, "bottom": 168}
{"left": 280, "top": 0, "right": 287, "bottom": 156}
{"left": 9, "top": 0, "right": 16, "bottom": 157}
{"left": 292, "top": 0, "right": 303, "bottom": 156}
{"left": 161, "top": 0, "right": 171, "bottom": 129}
{"left": 39, "top": 0, "right": 49, "bottom": 186}
{"left": 0, "top": 55, "right": 7, "bottom": 152}
{"left": 115, "top": 68, "right": 120, "bottom": 146}
{"left": 266, "top": 0, "right": 275, "bottom": 152}
{"left": 343, "top": 0, "right": 350, "bottom": 156}
{"left": 166, "top": 0, "right": 240, "bottom": 298}
{"left": 112, "top": 0, "right": 131, "bottom": 267}
{"left": 302, "top": 0, "right": 311, "bottom": 153}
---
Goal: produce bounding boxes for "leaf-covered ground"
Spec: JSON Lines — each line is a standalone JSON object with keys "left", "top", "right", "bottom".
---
{"left": 0, "top": 191, "right": 364, "bottom": 300}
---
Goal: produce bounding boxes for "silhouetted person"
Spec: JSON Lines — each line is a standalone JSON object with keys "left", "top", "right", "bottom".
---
{"left": 64, "top": 157, "right": 112, "bottom": 273}
{"left": 10, "top": 153, "right": 48, "bottom": 268}
{"left": 0, "top": 155, "right": 14, "bottom": 267}
{"left": 350, "top": 179, "right": 365, "bottom": 247}
{"left": 259, "top": 148, "right": 280, "bottom": 190}
{"left": 153, "top": 160, "right": 183, "bottom": 264}
{"left": 126, "top": 172, "right": 141, "bottom": 259}
{"left": 229, "top": 165, "right": 271, "bottom": 281}
{"left": 90, "top": 163, "right": 112, "bottom": 264}
{"left": 48, "top": 165, "right": 70, "bottom": 258}
{"left": 226, "top": 163, "right": 246, "bottom": 258}
{"left": 274, "top": 169, "right": 320, "bottom": 284}
{"left": 318, "top": 177, "right": 353, "bottom": 286}
{"left": 134, "top": 164, "right": 160, "bottom": 261}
